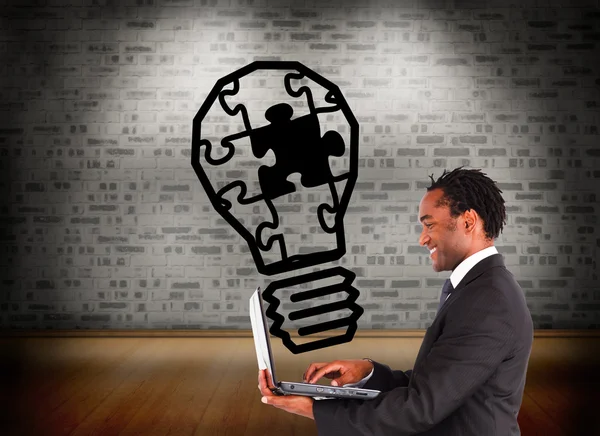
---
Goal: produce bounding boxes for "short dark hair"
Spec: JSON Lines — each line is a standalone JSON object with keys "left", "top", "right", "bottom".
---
{"left": 426, "top": 167, "right": 506, "bottom": 240}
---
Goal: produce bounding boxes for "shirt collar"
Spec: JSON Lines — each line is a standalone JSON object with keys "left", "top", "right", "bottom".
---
{"left": 449, "top": 246, "right": 498, "bottom": 289}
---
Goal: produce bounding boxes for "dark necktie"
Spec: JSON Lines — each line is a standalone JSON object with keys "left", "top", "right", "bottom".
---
{"left": 438, "top": 279, "right": 454, "bottom": 311}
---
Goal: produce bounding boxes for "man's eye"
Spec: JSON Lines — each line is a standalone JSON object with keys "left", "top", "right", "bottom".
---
{"left": 424, "top": 223, "right": 432, "bottom": 228}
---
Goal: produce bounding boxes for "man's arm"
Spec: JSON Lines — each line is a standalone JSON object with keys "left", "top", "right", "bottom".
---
{"left": 312, "top": 288, "right": 514, "bottom": 436}
{"left": 341, "top": 366, "right": 374, "bottom": 388}
{"left": 355, "top": 362, "right": 412, "bottom": 391}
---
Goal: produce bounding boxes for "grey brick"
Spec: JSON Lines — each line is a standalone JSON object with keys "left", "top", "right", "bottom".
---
{"left": 272, "top": 20, "right": 301, "bottom": 28}
{"left": 357, "top": 280, "right": 386, "bottom": 288}
{"left": 391, "top": 303, "right": 420, "bottom": 310}
{"left": 391, "top": 280, "right": 421, "bottom": 288}
{"left": 372, "top": 290, "right": 399, "bottom": 298}
{"left": 309, "top": 43, "right": 339, "bottom": 51}
{"left": 397, "top": 148, "right": 426, "bottom": 156}
{"left": 347, "top": 44, "right": 377, "bottom": 51}
{"left": 529, "top": 182, "right": 558, "bottom": 190}
{"left": 190, "top": 246, "right": 222, "bottom": 255}
{"left": 433, "top": 148, "right": 470, "bottom": 156}
{"left": 371, "top": 314, "right": 400, "bottom": 322}
{"left": 380, "top": 182, "right": 410, "bottom": 190}
{"left": 290, "top": 33, "right": 321, "bottom": 41}
{"left": 347, "top": 21, "right": 376, "bottom": 29}
{"left": 311, "top": 24, "right": 337, "bottom": 31}
{"left": 417, "top": 136, "right": 444, "bottom": 144}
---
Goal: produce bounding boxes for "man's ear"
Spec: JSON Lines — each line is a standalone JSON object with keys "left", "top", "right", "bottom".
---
{"left": 463, "top": 209, "right": 477, "bottom": 232}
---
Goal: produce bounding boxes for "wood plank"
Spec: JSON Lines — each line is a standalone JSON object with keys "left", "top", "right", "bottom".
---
{"left": 117, "top": 338, "right": 236, "bottom": 436}
{"left": 191, "top": 338, "right": 288, "bottom": 436}
{"left": 69, "top": 339, "right": 190, "bottom": 436}
{"left": 523, "top": 337, "right": 600, "bottom": 435}
{"left": 26, "top": 339, "right": 150, "bottom": 436}
{"left": 157, "top": 338, "right": 241, "bottom": 436}
{"left": 10, "top": 338, "right": 139, "bottom": 412}
{"left": 517, "top": 392, "right": 568, "bottom": 436}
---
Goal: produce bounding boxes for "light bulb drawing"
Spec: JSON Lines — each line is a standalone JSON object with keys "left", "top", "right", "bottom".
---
{"left": 191, "top": 61, "right": 362, "bottom": 353}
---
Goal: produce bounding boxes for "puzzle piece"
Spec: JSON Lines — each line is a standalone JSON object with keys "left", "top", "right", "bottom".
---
{"left": 256, "top": 173, "right": 341, "bottom": 261}
{"left": 219, "top": 75, "right": 274, "bottom": 131}
{"left": 250, "top": 102, "right": 346, "bottom": 200}
{"left": 285, "top": 72, "right": 341, "bottom": 115}
{"left": 218, "top": 78, "right": 252, "bottom": 131}
{"left": 198, "top": 137, "right": 235, "bottom": 167}
{"left": 276, "top": 174, "right": 340, "bottom": 256}
{"left": 317, "top": 179, "right": 345, "bottom": 234}
{"left": 255, "top": 197, "right": 285, "bottom": 255}
{"left": 217, "top": 180, "right": 253, "bottom": 209}
{"left": 213, "top": 131, "right": 266, "bottom": 203}
{"left": 218, "top": 182, "right": 285, "bottom": 263}
{"left": 198, "top": 81, "right": 249, "bottom": 165}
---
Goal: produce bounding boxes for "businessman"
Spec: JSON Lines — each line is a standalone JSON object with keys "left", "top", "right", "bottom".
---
{"left": 258, "top": 167, "right": 534, "bottom": 435}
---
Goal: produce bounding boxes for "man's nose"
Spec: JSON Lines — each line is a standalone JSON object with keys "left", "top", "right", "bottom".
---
{"left": 418, "top": 228, "right": 428, "bottom": 246}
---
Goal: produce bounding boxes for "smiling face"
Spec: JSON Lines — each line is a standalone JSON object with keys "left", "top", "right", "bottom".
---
{"left": 418, "top": 188, "right": 473, "bottom": 273}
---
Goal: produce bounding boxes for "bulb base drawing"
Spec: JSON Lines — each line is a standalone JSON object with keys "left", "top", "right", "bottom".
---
{"left": 262, "top": 266, "right": 363, "bottom": 354}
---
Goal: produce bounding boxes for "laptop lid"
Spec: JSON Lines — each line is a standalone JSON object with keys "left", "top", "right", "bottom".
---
{"left": 250, "top": 287, "right": 280, "bottom": 386}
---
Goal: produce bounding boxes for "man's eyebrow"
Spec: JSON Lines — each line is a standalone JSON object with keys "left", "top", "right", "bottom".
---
{"left": 419, "top": 214, "right": 433, "bottom": 223}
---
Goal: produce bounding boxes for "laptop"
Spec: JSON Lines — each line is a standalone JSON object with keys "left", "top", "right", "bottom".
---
{"left": 250, "top": 287, "right": 381, "bottom": 400}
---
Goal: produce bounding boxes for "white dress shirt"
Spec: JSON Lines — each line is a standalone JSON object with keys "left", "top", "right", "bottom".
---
{"left": 448, "top": 245, "right": 498, "bottom": 290}
{"left": 347, "top": 245, "right": 499, "bottom": 388}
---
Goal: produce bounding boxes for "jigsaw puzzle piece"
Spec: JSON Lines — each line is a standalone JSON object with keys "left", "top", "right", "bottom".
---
{"left": 250, "top": 102, "right": 294, "bottom": 159}
{"left": 219, "top": 73, "right": 276, "bottom": 131}
{"left": 218, "top": 182, "right": 283, "bottom": 262}
{"left": 217, "top": 180, "right": 251, "bottom": 210}
{"left": 316, "top": 177, "right": 349, "bottom": 234}
{"left": 200, "top": 119, "right": 270, "bottom": 204}
{"left": 284, "top": 72, "right": 341, "bottom": 115}
{"left": 258, "top": 173, "right": 304, "bottom": 261}
{"left": 198, "top": 137, "right": 235, "bottom": 167}
{"left": 317, "top": 190, "right": 338, "bottom": 234}
{"left": 218, "top": 78, "right": 252, "bottom": 131}
{"left": 301, "top": 127, "right": 345, "bottom": 188}
{"left": 276, "top": 174, "right": 338, "bottom": 255}
{"left": 255, "top": 197, "right": 286, "bottom": 260}
{"left": 197, "top": 81, "right": 251, "bottom": 166}
{"left": 217, "top": 181, "right": 256, "bottom": 236}
{"left": 313, "top": 106, "right": 353, "bottom": 182}
{"left": 249, "top": 103, "right": 347, "bottom": 201}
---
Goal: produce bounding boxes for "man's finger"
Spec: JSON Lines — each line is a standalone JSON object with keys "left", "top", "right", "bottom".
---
{"left": 264, "top": 369, "right": 276, "bottom": 389}
{"left": 259, "top": 369, "right": 272, "bottom": 389}
{"left": 304, "top": 362, "right": 327, "bottom": 382}
{"left": 308, "top": 362, "right": 342, "bottom": 384}
{"left": 258, "top": 370, "right": 275, "bottom": 396}
{"left": 262, "top": 395, "right": 285, "bottom": 407}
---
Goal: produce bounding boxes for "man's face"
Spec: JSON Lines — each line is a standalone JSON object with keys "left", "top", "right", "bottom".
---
{"left": 418, "top": 188, "right": 470, "bottom": 272}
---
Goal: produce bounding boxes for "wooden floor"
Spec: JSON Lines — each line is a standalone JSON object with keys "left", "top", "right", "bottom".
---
{"left": 1, "top": 335, "right": 599, "bottom": 436}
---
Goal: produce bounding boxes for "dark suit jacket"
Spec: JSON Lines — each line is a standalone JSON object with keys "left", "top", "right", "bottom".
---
{"left": 313, "top": 254, "right": 533, "bottom": 435}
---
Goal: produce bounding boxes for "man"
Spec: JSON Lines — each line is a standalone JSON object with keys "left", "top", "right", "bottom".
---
{"left": 258, "top": 167, "right": 534, "bottom": 435}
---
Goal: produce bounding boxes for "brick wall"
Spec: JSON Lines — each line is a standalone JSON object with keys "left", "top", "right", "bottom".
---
{"left": 1, "top": 0, "right": 599, "bottom": 330}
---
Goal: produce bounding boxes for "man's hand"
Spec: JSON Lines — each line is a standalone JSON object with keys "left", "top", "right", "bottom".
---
{"left": 258, "top": 369, "right": 314, "bottom": 420}
{"left": 303, "top": 359, "right": 374, "bottom": 387}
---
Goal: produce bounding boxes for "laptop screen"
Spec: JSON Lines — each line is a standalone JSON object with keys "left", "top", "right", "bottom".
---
{"left": 249, "top": 288, "right": 279, "bottom": 386}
